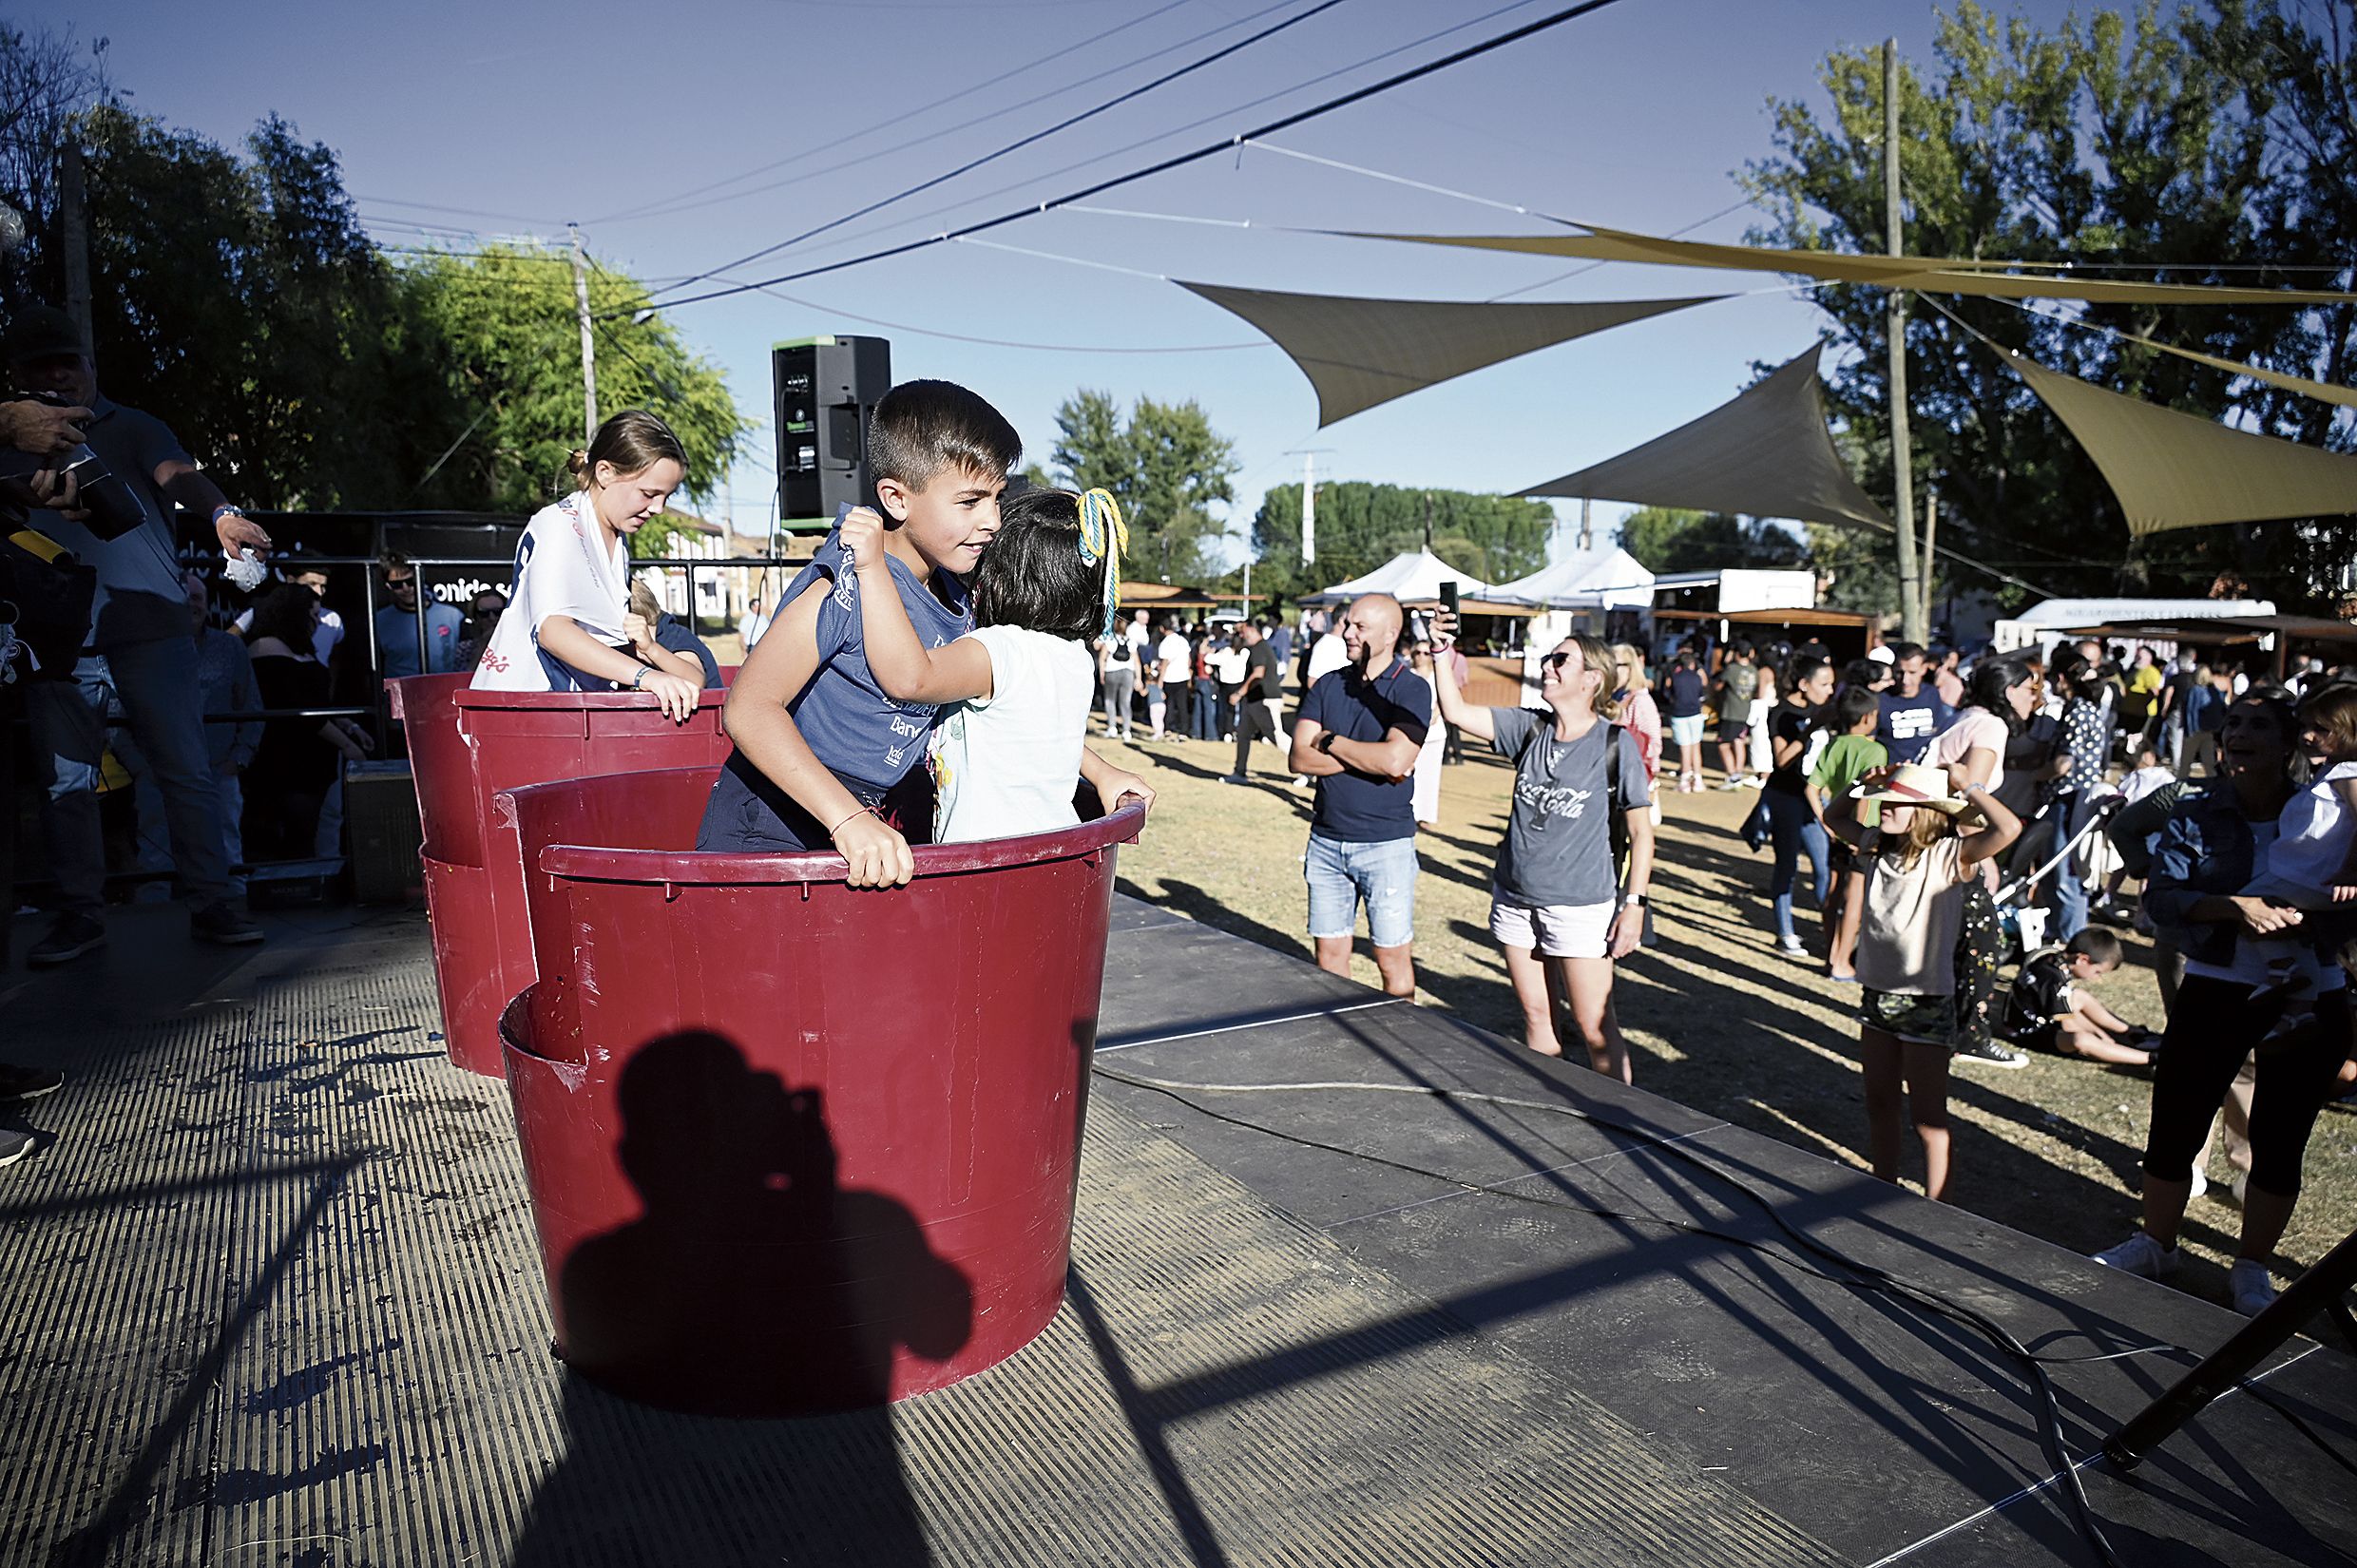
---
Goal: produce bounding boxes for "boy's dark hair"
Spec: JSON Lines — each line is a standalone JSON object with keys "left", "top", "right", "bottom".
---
{"left": 969, "top": 488, "right": 1102, "bottom": 642}
{"left": 1888, "top": 641, "right": 1926, "bottom": 663}
{"left": 2065, "top": 927, "right": 2123, "bottom": 967}
{"left": 1673, "top": 647, "right": 1697, "bottom": 669}
{"left": 1835, "top": 684, "right": 1880, "bottom": 732}
{"left": 866, "top": 380, "right": 1021, "bottom": 491}
{"left": 1842, "top": 657, "right": 1883, "bottom": 691}
{"left": 2300, "top": 681, "right": 2357, "bottom": 758}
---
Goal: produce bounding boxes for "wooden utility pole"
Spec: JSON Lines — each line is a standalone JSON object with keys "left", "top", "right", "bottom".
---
{"left": 1884, "top": 39, "right": 1925, "bottom": 645}
{"left": 1919, "top": 482, "right": 1939, "bottom": 638}
{"left": 569, "top": 224, "right": 599, "bottom": 441}
{"left": 60, "top": 142, "right": 95, "bottom": 363}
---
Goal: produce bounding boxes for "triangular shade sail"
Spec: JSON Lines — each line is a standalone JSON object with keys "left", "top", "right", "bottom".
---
{"left": 1521, "top": 346, "right": 1895, "bottom": 533}
{"left": 2098, "top": 329, "right": 2357, "bottom": 410}
{"left": 1492, "top": 543, "right": 1656, "bottom": 609}
{"left": 2001, "top": 349, "right": 2357, "bottom": 535}
{"left": 1177, "top": 280, "right": 1723, "bottom": 425}
{"left": 1348, "top": 225, "right": 2357, "bottom": 309}
{"left": 1298, "top": 548, "right": 1495, "bottom": 605}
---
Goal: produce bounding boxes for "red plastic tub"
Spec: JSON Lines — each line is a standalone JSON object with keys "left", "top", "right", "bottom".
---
{"left": 387, "top": 675, "right": 736, "bottom": 1076}
{"left": 493, "top": 765, "right": 1143, "bottom": 1415}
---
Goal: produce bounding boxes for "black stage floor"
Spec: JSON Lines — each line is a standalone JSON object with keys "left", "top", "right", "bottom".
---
{"left": 2, "top": 895, "right": 2351, "bottom": 1567}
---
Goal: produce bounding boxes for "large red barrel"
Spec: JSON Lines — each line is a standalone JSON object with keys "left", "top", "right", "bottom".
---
{"left": 388, "top": 675, "right": 735, "bottom": 1076}
{"left": 495, "top": 766, "right": 1141, "bottom": 1415}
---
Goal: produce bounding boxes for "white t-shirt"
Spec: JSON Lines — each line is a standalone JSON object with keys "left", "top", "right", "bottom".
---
{"left": 1927, "top": 708, "right": 2009, "bottom": 794}
{"left": 930, "top": 626, "right": 1096, "bottom": 844}
{"left": 1156, "top": 632, "right": 1191, "bottom": 682}
{"left": 1212, "top": 644, "right": 1250, "bottom": 683}
{"left": 473, "top": 494, "right": 631, "bottom": 692}
{"left": 1306, "top": 632, "right": 1351, "bottom": 686}
{"left": 2249, "top": 760, "right": 2357, "bottom": 900}
{"left": 738, "top": 611, "right": 771, "bottom": 649}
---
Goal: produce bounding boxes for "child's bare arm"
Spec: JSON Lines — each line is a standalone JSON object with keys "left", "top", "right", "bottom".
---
{"left": 840, "top": 508, "right": 994, "bottom": 705}
{"left": 723, "top": 580, "right": 912, "bottom": 886}
{"left": 1823, "top": 780, "right": 1868, "bottom": 847}
{"left": 1952, "top": 764, "right": 2022, "bottom": 870}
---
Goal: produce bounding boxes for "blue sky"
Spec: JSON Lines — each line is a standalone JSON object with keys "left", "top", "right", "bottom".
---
{"left": 66, "top": 0, "right": 2087, "bottom": 569}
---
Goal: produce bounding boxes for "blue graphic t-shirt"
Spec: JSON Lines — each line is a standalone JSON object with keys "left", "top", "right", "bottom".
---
{"left": 696, "top": 515, "right": 971, "bottom": 851}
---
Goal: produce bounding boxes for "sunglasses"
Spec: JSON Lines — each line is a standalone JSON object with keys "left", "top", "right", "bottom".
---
{"left": 1543, "top": 651, "right": 1577, "bottom": 670}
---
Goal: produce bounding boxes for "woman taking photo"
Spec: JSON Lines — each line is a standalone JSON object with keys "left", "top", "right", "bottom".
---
{"left": 473, "top": 410, "right": 704, "bottom": 722}
{"left": 2093, "top": 694, "right": 2350, "bottom": 1316}
{"left": 1431, "top": 623, "right": 1654, "bottom": 1080}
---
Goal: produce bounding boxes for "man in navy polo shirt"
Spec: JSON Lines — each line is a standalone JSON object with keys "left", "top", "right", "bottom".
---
{"left": 1290, "top": 594, "right": 1430, "bottom": 999}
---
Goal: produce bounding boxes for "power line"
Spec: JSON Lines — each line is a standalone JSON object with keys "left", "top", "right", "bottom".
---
{"left": 648, "top": 0, "right": 1362, "bottom": 301}
{"left": 617, "top": 0, "right": 1635, "bottom": 317}
{"left": 590, "top": 0, "right": 1212, "bottom": 225}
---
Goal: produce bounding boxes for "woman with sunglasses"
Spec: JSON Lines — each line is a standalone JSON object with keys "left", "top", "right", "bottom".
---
{"left": 1432, "top": 619, "right": 1654, "bottom": 1080}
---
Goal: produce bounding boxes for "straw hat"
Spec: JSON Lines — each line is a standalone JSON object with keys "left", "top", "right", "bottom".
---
{"left": 1849, "top": 762, "right": 1970, "bottom": 815}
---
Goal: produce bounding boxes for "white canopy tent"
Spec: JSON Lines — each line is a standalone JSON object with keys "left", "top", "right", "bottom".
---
{"left": 1297, "top": 548, "right": 1500, "bottom": 606}
{"left": 1492, "top": 543, "right": 1656, "bottom": 609}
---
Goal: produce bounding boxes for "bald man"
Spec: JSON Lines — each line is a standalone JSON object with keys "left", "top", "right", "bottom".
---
{"left": 1290, "top": 593, "right": 1431, "bottom": 998}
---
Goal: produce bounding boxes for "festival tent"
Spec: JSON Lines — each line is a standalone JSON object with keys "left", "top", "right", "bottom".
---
{"left": 1490, "top": 542, "right": 1656, "bottom": 609}
{"left": 1177, "top": 281, "right": 1724, "bottom": 427}
{"left": 1296, "top": 548, "right": 1510, "bottom": 608}
{"left": 1519, "top": 346, "right": 1896, "bottom": 533}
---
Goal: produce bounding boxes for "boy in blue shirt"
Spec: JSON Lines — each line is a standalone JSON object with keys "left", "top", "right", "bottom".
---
{"left": 698, "top": 381, "right": 1145, "bottom": 884}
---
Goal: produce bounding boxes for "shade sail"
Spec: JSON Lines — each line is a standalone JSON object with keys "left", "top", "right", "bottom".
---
{"left": 1999, "top": 347, "right": 2357, "bottom": 535}
{"left": 1491, "top": 543, "right": 1656, "bottom": 609}
{"left": 1177, "top": 280, "right": 1723, "bottom": 426}
{"left": 1348, "top": 225, "right": 2357, "bottom": 308}
{"left": 2098, "top": 329, "right": 2357, "bottom": 410}
{"left": 1297, "top": 548, "right": 1495, "bottom": 606}
{"left": 1520, "top": 346, "right": 1895, "bottom": 532}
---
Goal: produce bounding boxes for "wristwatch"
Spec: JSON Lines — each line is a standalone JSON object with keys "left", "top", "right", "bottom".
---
{"left": 1622, "top": 893, "right": 1648, "bottom": 908}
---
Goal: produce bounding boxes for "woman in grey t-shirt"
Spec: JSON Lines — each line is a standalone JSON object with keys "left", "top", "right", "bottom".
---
{"left": 1432, "top": 625, "right": 1654, "bottom": 1082}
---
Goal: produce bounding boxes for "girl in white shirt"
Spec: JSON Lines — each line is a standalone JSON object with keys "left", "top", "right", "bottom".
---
{"left": 842, "top": 488, "right": 1148, "bottom": 842}
{"left": 472, "top": 410, "right": 703, "bottom": 721}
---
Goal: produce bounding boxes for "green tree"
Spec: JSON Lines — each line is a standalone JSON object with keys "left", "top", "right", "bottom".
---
{"left": 1617, "top": 507, "right": 1807, "bottom": 574}
{"left": 395, "top": 245, "right": 746, "bottom": 516}
{"left": 1247, "top": 481, "right": 1554, "bottom": 604}
{"left": 1742, "top": 0, "right": 2356, "bottom": 612}
{"left": 1044, "top": 389, "right": 1237, "bottom": 582}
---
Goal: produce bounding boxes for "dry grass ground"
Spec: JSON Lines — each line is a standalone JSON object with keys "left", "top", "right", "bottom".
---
{"left": 1099, "top": 712, "right": 2355, "bottom": 1309}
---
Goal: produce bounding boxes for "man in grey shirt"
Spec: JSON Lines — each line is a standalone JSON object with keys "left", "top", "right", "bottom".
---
{"left": 10, "top": 305, "right": 268, "bottom": 962}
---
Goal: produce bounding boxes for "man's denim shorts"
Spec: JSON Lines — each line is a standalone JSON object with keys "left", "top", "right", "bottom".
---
{"left": 1305, "top": 831, "right": 1417, "bottom": 948}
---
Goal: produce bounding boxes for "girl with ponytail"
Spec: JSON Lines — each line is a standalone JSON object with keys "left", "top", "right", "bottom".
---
{"left": 471, "top": 410, "right": 703, "bottom": 720}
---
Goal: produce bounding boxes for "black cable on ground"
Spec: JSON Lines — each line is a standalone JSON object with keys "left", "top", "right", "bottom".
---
{"left": 1089, "top": 1066, "right": 2341, "bottom": 1568}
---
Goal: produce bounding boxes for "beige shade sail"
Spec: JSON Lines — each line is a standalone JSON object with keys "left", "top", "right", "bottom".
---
{"left": 1997, "top": 346, "right": 2357, "bottom": 535}
{"left": 1520, "top": 345, "right": 1895, "bottom": 532}
{"left": 2085, "top": 327, "right": 2357, "bottom": 410}
{"left": 1349, "top": 225, "right": 2357, "bottom": 309}
{"left": 1176, "top": 280, "right": 1723, "bottom": 425}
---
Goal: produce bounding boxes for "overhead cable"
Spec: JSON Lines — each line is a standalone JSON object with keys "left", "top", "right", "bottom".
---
{"left": 612, "top": 0, "right": 1635, "bottom": 317}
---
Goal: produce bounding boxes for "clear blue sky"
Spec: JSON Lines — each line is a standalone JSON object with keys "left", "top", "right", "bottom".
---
{"left": 67, "top": 0, "right": 2085, "bottom": 570}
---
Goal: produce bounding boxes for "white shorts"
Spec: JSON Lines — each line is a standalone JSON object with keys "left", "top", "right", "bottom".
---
{"left": 1489, "top": 894, "right": 1617, "bottom": 959}
{"left": 1669, "top": 714, "right": 1707, "bottom": 748}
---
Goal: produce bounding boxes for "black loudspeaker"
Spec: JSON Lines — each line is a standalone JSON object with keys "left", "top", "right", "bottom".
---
{"left": 773, "top": 335, "right": 891, "bottom": 526}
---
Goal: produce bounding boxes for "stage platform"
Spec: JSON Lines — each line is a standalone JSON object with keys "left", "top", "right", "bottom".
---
{"left": 2, "top": 896, "right": 2351, "bottom": 1567}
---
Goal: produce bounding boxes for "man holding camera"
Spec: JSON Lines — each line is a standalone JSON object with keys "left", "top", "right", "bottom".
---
{"left": 8, "top": 305, "right": 269, "bottom": 964}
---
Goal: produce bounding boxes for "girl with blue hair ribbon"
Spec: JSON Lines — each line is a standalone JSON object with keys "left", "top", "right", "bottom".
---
{"left": 840, "top": 488, "right": 1151, "bottom": 843}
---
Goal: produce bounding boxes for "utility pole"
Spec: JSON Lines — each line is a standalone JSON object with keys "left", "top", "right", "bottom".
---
{"left": 60, "top": 141, "right": 94, "bottom": 363}
{"left": 1919, "top": 480, "right": 1940, "bottom": 639}
{"left": 1578, "top": 495, "right": 1594, "bottom": 552}
{"left": 1287, "top": 448, "right": 1332, "bottom": 568}
{"left": 1884, "top": 38, "right": 1925, "bottom": 646}
{"left": 569, "top": 223, "right": 599, "bottom": 441}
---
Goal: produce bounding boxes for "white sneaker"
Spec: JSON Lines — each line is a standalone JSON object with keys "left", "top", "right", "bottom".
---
{"left": 2229, "top": 1259, "right": 2277, "bottom": 1316}
{"left": 1737, "top": 774, "right": 1766, "bottom": 789}
{"left": 1776, "top": 934, "right": 1806, "bottom": 955}
{"left": 2092, "top": 1231, "right": 2181, "bottom": 1280}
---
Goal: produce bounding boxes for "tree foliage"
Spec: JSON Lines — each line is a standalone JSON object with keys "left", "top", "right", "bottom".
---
{"left": 0, "top": 32, "right": 744, "bottom": 517}
{"left": 1617, "top": 507, "right": 1807, "bottom": 574}
{"left": 1744, "top": 0, "right": 2356, "bottom": 612}
{"left": 1044, "top": 389, "right": 1237, "bottom": 583}
{"left": 1245, "top": 481, "right": 1554, "bottom": 603}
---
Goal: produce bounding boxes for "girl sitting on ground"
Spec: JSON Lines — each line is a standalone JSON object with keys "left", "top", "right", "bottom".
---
{"left": 1826, "top": 762, "right": 2022, "bottom": 1201}
{"left": 841, "top": 488, "right": 1150, "bottom": 843}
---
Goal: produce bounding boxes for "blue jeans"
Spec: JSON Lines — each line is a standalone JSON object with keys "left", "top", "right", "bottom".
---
{"left": 1191, "top": 677, "right": 1220, "bottom": 739}
{"left": 2050, "top": 800, "right": 2090, "bottom": 942}
{"left": 1305, "top": 832, "right": 1417, "bottom": 948}
{"left": 29, "top": 641, "right": 234, "bottom": 917}
{"left": 1766, "top": 787, "right": 1830, "bottom": 941}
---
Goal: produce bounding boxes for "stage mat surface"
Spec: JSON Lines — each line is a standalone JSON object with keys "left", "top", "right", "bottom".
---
{"left": 1, "top": 898, "right": 2350, "bottom": 1567}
